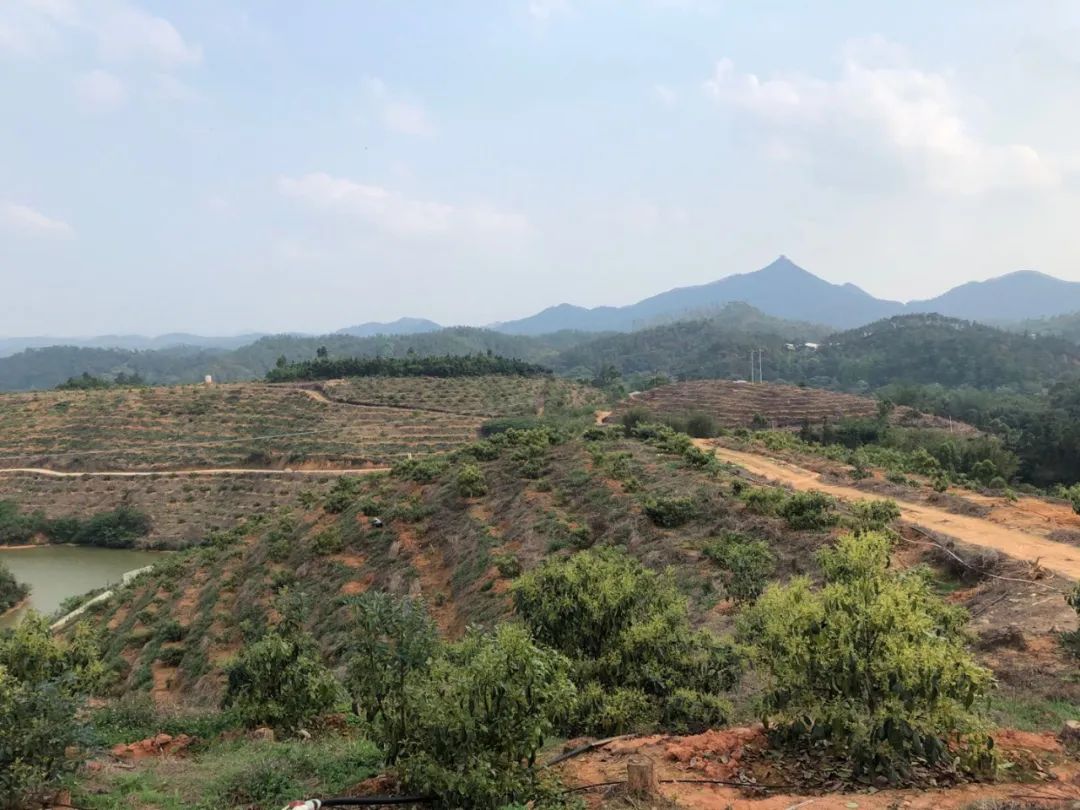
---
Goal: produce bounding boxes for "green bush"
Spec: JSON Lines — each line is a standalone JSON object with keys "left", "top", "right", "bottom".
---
{"left": 396, "top": 625, "right": 574, "bottom": 810}
{"left": 0, "top": 613, "right": 102, "bottom": 808}
{"left": 324, "top": 476, "right": 363, "bottom": 513}
{"left": 738, "top": 531, "right": 995, "bottom": 780}
{"left": 455, "top": 463, "right": 487, "bottom": 498}
{"left": 704, "top": 533, "right": 775, "bottom": 604}
{"left": 684, "top": 412, "right": 718, "bottom": 438}
{"left": 393, "top": 457, "right": 450, "bottom": 483}
{"left": 311, "top": 526, "right": 344, "bottom": 555}
{"left": 660, "top": 688, "right": 733, "bottom": 735}
{"left": 513, "top": 548, "right": 739, "bottom": 735}
{"left": 223, "top": 631, "right": 341, "bottom": 733}
{"left": 739, "top": 486, "right": 788, "bottom": 516}
{"left": 846, "top": 499, "right": 901, "bottom": 534}
{"left": 641, "top": 495, "right": 699, "bottom": 528}
{"left": 779, "top": 490, "right": 837, "bottom": 530}
{"left": 344, "top": 594, "right": 437, "bottom": 764}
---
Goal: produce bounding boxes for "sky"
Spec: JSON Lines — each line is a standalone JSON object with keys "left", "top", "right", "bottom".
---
{"left": 3, "top": 0, "right": 1080, "bottom": 336}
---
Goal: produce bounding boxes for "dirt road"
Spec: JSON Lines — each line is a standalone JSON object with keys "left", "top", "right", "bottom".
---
{"left": 707, "top": 443, "right": 1080, "bottom": 581}
{"left": 0, "top": 466, "right": 390, "bottom": 479}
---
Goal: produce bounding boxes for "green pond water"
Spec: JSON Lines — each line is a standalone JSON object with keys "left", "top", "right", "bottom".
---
{"left": 0, "top": 546, "right": 163, "bottom": 628}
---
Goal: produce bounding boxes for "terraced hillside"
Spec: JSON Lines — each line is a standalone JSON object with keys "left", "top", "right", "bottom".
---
{"left": 0, "top": 377, "right": 595, "bottom": 471}
{"left": 78, "top": 427, "right": 842, "bottom": 701}
{"left": 317, "top": 374, "right": 604, "bottom": 416}
{"left": 0, "top": 471, "right": 344, "bottom": 549}
{"left": 613, "top": 380, "right": 972, "bottom": 432}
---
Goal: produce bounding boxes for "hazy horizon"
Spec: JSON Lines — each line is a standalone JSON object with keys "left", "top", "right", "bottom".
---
{"left": 5, "top": 1, "right": 1080, "bottom": 335}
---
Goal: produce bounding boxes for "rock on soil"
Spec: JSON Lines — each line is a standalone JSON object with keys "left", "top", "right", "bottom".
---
{"left": 110, "top": 733, "right": 195, "bottom": 760}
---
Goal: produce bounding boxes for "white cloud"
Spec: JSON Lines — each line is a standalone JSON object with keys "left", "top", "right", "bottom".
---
{"left": 1, "top": 202, "right": 74, "bottom": 238}
{"left": 528, "top": 0, "right": 571, "bottom": 21}
{"left": 0, "top": 0, "right": 200, "bottom": 67}
{"left": 74, "top": 68, "right": 126, "bottom": 107}
{"left": 704, "top": 38, "right": 1059, "bottom": 194}
{"left": 95, "top": 5, "right": 201, "bottom": 67}
{"left": 362, "top": 77, "right": 434, "bottom": 137}
{"left": 279, "top": 172, "right": 530, "bottom": 240}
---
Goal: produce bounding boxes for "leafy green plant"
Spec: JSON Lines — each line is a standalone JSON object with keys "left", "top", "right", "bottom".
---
{"left": 513, "top": 549, "right": 738, "bottom": 735}
{"left": 641, "top": 495, "right": 699, "bottom": 528}
{"left": 704, "top": 533, "right": 775, "bottom": 604}
{"left": 455, "top": 463, "right": 487, "bottom": 498}
{"left": 0, "top": 613, "right": 103, "bottom": 808}
{"left": 344, "top": 593, "right": 437, "bottom": 764}
{"left": 738, "top": 531, "right": 995, "bottom": 780}
{"left": 846, "top": 499, "right": 901, "bottom": 534}
{"left": 396, "top": 625, "right": 574, "bottom": 810}
{"left": 779, "top": 490, "right": 837, "bottom": 530}
{"left": 223, "top": 630, "right": 341, "bottom": 734}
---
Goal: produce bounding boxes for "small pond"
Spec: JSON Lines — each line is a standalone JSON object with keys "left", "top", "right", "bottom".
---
{"left": 0, "top": 546, "right": 163, "bottom": 628}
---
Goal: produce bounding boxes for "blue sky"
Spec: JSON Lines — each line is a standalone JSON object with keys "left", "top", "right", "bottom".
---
{"left": 3, "top": 0, "right": 1080, "bottom": 335}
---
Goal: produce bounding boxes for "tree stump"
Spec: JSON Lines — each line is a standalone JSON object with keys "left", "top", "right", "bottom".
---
{"left": 627, "top": 758, "right": 659, "bottom": 797}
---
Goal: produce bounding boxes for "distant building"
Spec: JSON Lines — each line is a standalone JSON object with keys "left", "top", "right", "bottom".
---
{"left": 204, "top": 375, "right": 213, "bottom": 385}
{"left": 803, "top": 342, "right": 819, "bottom": 350}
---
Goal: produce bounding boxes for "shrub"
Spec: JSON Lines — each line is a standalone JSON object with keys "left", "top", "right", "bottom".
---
{"left": 684, "top": 412, "right": 718, "bottom": 438}
{"left": 847, "top": 499, "right": 901, "bottom": 534}
{"left": 479, "top": 416, "right": 542, "bottom": 436}
{"left": 660, "top": 688, "right": 733, "bottom": 735}
{"left": 779, "top": 490, "right": 837, "bottom": 530}
{"left": 704, "top": 533, "right": 775, "bottom": 604}
{"left": 740, "top": 486, "right": 788, "bottom": 516}
{"left": 641, "top": 495, "right": 699, "bottom": 528}
{"left": 344, "top": 594, "right": 437, "bottom": 764}
{"left": 324, "top": 476, "right": 363, "bottom": 513}
{"left": 223, "top": 631, "right": 341, "bottom": 733}
{"left": 0, "top": 613, "right": 102, "bottom": 808}
{"left": 311, "top": 526, "right": 344, "bottom": 555}
{"left": 455, "top": 463, "right": 487, "bottom": 498}
{"left": 620, "top": 407, "right": 653, "bottom": 436}
{"left": 393, "top": 457, "right": 450, "bottom": 483}
{"left": 493, "top": 553, "right": 523, "bottom": 578}
{"left": 157, "top": 646, "right": 185, "bottom": 667}
{"left": 396, "top": 625, "right": 575, "bottom": 810}
{"left": 513, "top": 549, "right": 739, "bottom": 735}
{"left": 738, "top": 532, "right": 994, "bottom": 780}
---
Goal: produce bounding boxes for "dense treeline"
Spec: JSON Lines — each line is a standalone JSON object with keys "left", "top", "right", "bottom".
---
{"left": 265, "top": 353, "right": 551, "bottom": 382}
{"left": 0, "top": 501, "right": 151, "bottom": 548}
{"left": 0, "top": 328, "right": 583, "bottom": 391}
{"left": 556, "top": 313, "right": 1080, "bottom": 393}
{"left": 798, "top": 315, "right": 1080, "bottom": 391}
{"left": 55, "top": 371, "right": 145, "bottom": 390}
{"left": 881, "top": 379, "right": 1080, "bottom": 486}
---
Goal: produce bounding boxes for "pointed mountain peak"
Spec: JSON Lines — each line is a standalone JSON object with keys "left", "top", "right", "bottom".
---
{"left": 757, "top": 255, "right": 811, "bottom": 278}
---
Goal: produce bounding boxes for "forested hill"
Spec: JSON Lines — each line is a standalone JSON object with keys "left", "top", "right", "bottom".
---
{"left": 3, "top": 311, "right": 1078, "bottom": 394}
{"left": 807, "top": 314, "right": 1080, "bottom": 390}
{"left": 553, "top": 313, "right": 1080, "bottom": 393}
{"left": 550, "top": 308, "right": 826, "bottom": 380}
{"left": 0, "top": 329, "right": 586, "bottom": 391}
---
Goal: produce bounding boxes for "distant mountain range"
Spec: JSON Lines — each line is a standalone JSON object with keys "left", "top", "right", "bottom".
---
{"left": 336, "top": 317, "right": 443, "bottom": 338}
{"left": 0, "top": 333, "right": 264, "bottom": 359}
{"left": 494, "top": 257, "right": 1080, "bottom": 334}
{"left": 5, "top": 257, "right": 1080, "bottom": 358}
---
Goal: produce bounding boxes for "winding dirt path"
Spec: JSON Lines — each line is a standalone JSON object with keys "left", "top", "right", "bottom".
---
{"left": 0, "top": 466, "right": 390, "bottom": 479}
{"left": 706, "top": 443, "right": 1080, "bottom": 581}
